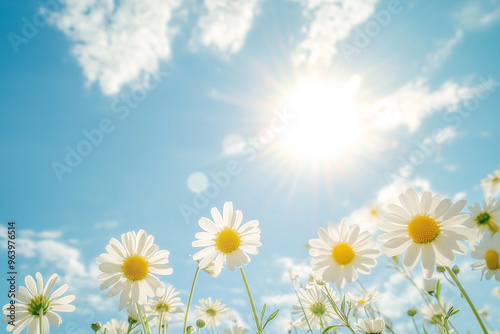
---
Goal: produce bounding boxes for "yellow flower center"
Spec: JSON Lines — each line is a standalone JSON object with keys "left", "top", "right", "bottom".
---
{"left": 358, "top": 299, "right": 365, "bottom": 305}
{"left": 122, "top": 255, "right": 149, "bottom": 281}
{"left": 331, "top": 243, "right": 355, "bottom": 265}
{"left": 408, "top": 216, "right": 440, "bottom": 244}
{"left": 206, "top": 308, "right": 217, "bottom": 316}
{"left": 370, "top": 209, "right": 378, "bottom": 216}
{"left": 155, "top": 303, "right": 170, "bottom": 313}
{"left": 475, "top": 212, "right": 499, "bottom": 234}
{"left": 215, "top": 228, "right": 241, "bottom": 254}
{"left": 27, "top": 295, "right": 50, "bottom": 316}
{"left": 485, "top": 249, "right": 500, "bottom": 270}
{"left": 309, "top": 302, "right": 326, "bottom": 316}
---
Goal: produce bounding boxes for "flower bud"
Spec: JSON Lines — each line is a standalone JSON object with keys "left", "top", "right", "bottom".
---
{"left": 91, "top": 322, "right": 101, "bottom": 331}
{"left": 452, "top": 265, "right": 460, "bottom": 274}
{"left": 436, "top": 266, "right": 445, "bottom": 273}
{"left": 196, "top": 319, "right": 206, "bottom": 328}
{"left": 407, "top": 308, "right": 417, "bottom": 316}
{"left": 187, "top": 326, "right": 195, "bottom": 333}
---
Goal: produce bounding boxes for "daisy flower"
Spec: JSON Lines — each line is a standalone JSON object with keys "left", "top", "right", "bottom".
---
{"left": 292, "top": 283, "right": 339, "bottom": 330}
{"left": 349, "top": 201, "right": 383, "bottom": 234}
{"left": 481, "top": 167, "right": 500, "bottom": 198}
{"left": 466, "top": 198, "right": 500, "bottom": 236}
{"left": 378, "top": 188, "right": 474, "bottom": 279}
{"left": 493, "top": 286, "right": 500, "bottom": 299}
{"left": 144, "top": 285, "right": 184, "bottom": 327}
{"left": 96, "top": 230, "right": 172, "bottom": 307}
{"left": 2, "top": 272, "right": 75, "bottom": 334}
{"left": 346, "top": 289, "right": 380, "bottom": 309}
{"left": 194, "top": 298, "right": 229, "bottom": 329}
{"left": 309, "top": 218, "right": 380, "bottom": 289}
{"left": 192, "top": 202, "right": 262, "bottom": 277}
{"left": 354, "top": 317, "right": 385, "bottom": 334}
{"left": 222, "top": 325, "right": 249, "bottom": 334}
{"left": 471, "top": 231, "right": 500, "bottom": 281}
{"left": 420, "top": 298, "right": 452, "bottom": 325}
{"left": 103, "top": 319, "right": 128, "bottom": 334}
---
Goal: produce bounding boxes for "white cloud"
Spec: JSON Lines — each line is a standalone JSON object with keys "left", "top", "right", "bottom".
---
{"left": 452, "top": 191, "right": 467, "bottom": 202}
{"left": 435, "top": 126, "right": 457, "bottom": 144}
{"left": 366, "top": 77, "right": 476, "bottom": 131}
{"left": 50, "top": 0, "right": 180, "bottom": 95}
{"left": 377, "top": 273, "right": 421, "bottom": 318}
{"left": 292, "top": 0, "right": 378, "bottom": 65}
{"left": 423, "top": 29, "right": 463, "bottom": 73}
{"left": 94, "top": 220, "right": 119, "bottom": 230}
{"left": 275, "top": 257, "right": 314, "bottom": 284}
{"left": 453, "top": 1, "right": 500, "bottom": 29}
{"left": 190, "top": 0, "right": 261, "bottom": 57}
{"left": 260, "top": 293, "right": 297, "bottom": 307}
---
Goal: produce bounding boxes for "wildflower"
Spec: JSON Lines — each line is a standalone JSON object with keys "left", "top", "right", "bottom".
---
{"left": 145, "top": 285, "right": 184, "bottom": 327}
{"left": 309, "top": 218, "right": 380, "bottom": 289}
{"left": 481, "top": 167, "right": 500, "bottom": 198}
{"left": 292, "top": 283, "right": 339, "bottom": 329}
{"left": 378, "top": 189, "right": 473, "bottom": 278}
{"left": 471, "top": 231, "right": 500, "bottom": 281}
{"left": 466, "top": 198, "right": 500, "bottom": 236}
{"left": 194, "top": 298, "right": 229, "bottom": 329}
{"left": 192, "top": 202, "right": 261, "bottom": 276}
{"left": 96, "top": 230, "right": 172, "bottom": 307}
{"left": 2, "top": 272, "right": 76, "bottom": 333}
{"left": 354, "top": 317, "right": 385, "bottom": 334}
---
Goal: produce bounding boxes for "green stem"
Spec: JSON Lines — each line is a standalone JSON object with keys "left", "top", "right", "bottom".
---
{"left": 137, "top": 304, "right": 151, "bottom": 334}
{"left": 290, "top": 276, "right": 313, "bottom": 334}
{"left": 183, "top": 266, "right": 200, "bottom": 334}
{"left": 445, "top": 267, "right": 487, "bottom": 334}
{"left": 39, "top": 315, "right": 43, "bottom": 334}
{"left": 159, "top": 310, "right": 164, "bottom": 334}
{"left": 323, "top": 286, "right": 356, "bottom": 334}
{"left": 411, "top": 316, "right": 421, "bottom": 334}
{"left": 240, "top": 267, "right": 262, "bottom": 333}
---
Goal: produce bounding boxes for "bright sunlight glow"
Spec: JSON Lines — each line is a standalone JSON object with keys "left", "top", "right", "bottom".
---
{"left": 280, "top": 77, "right": 363, "bottom": 160}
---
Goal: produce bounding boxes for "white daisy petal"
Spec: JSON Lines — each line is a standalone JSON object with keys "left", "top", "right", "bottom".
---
{"left": 378, "top": 188, "right": 471, "bottom": 277}
{"left": 97, "top": 230, "right": 173, "bottom": 307}
{"left": 193, "top": 202, "right": 261, "bottom": 275}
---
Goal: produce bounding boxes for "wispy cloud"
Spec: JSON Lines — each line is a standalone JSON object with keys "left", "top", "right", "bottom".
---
{"left": 422, "top": 29, "right": 463, "bottom": 73}
{"left": 292, "top": 0, "right": 378, "bottom": 65}
{"left": 453, "top": 1, "right": 500, "bottom": 29}
{"left": 190, "top": 0, "right": 261, "bottom": 57}
{"left": 366, "top": 77, "right": 477, "bottom": 131}
{"left": 94, "top": 220, "right": 119, "bottom": 230}
{"left": 50, "top": 0, "right": 180, "bottom": 95}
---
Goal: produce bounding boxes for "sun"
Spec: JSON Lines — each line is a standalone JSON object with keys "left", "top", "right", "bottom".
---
{"left": 279, "top": 77, "right": 363, "bottom": 160}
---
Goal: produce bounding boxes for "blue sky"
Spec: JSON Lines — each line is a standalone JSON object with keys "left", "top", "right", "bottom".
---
{"left": 1, "top": 0, "right": 500, "bottom": 332}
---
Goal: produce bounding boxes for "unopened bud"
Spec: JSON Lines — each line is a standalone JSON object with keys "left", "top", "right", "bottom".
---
{"left": 187, "top": 326, "right": 195, "bottom": 333}
{"left": 452, "top": 265, "right": 460, "bottom": 274}
{"left": 392, "top": 256, "right": 399, "bottom": 264}
{"left": 436, "top": 266, "right": 445, "bottom": 273}
{"left": 407, "top": 308, "right": 417, "bottom": 316}
{"left": 196, "top": 319, "right": 206, "bottom": 328}
{"left": 91, "top": 322, "right": 101, "bottom": 331}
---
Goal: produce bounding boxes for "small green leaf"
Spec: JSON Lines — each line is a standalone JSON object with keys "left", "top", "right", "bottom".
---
{"left": 322, "top": 325, "right": 338, "bottom": 334}
{"left": 260, "top": 303, "right": 267, "bottom": 327}
{"left": 262, "top": 309, "right": 279, "bottom": 330}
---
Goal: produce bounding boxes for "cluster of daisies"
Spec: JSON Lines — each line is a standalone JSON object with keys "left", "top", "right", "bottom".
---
{"left": 2, "top": 166, "right": 499, "bottom": 334}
